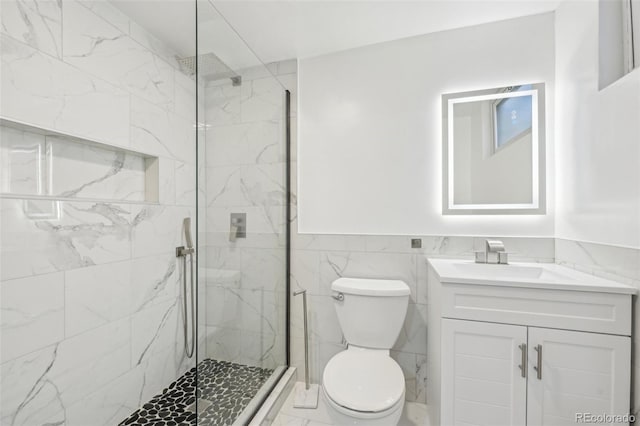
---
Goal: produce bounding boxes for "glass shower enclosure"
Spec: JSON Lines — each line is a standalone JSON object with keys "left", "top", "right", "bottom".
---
{"left": 194, "top": 0, "right": 290, "bottom": 423}
{"left": 0, "top": 0, "right": 289, "bottom": 424}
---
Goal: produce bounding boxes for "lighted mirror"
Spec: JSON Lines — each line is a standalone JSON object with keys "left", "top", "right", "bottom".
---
{"left": 442, "top": 83, "right": 546, "bottom": 215}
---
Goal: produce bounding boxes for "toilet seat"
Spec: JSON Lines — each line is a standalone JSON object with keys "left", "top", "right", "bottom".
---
{"left": 323, "top": 348, "right": 405, "bottom": 414}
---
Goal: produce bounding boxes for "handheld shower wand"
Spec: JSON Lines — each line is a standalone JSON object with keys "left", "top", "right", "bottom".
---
{"left": 176, "top": 218, "right": 196, "bottom": 358}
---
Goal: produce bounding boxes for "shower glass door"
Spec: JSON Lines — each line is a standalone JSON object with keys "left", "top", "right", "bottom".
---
{"left": 195, "top": 1, "right": 289, "bottom": 423}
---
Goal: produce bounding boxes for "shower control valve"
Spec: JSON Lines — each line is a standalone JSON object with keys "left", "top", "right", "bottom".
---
{"left": 176, "top": 246, "right": 195, "bottom": 257}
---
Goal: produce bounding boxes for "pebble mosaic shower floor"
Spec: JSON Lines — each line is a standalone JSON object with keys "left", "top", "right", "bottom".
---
{"left": 119, "top": 359, "right": 274, "bottom": 426}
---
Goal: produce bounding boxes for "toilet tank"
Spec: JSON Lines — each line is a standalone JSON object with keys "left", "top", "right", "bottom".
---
{"left": 332, "top": 277, "right": 410, "bottom": 349}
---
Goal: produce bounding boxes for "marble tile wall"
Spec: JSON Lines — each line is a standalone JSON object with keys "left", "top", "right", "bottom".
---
{"left": 0, "top": 1, "right": 200, "bottom": 425}
{"left": 202, "top": 61, "right": 291, "bottom": 370}
{"left": 555, "top": 238, "right": 640, "bottom": 416}
{"left": 0, "top": 125, "right": 149, "bottom": 201}
{"left": 289, "top": 233, "right": 555, "bottom": 403}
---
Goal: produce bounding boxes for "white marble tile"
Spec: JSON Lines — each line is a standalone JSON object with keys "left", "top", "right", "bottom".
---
{"left": 291, "top": 250, "right": 320, "bottom": 294}
{"left": 129, "top": 20, "right": 181, "bottom": 71}
{"left": 291, "top": 233, "right": 368, "bottom": 252}
{"left": 274, "top": 383, "right": 430, "bottom": 426}
{"left": 0, "top": 345, "right": 65, "bottom": 425}
{"left": 206, "top": 205, "right": 285, "bottom": 240}
{"left": 206, "top": 120, "right": 283, "bottom": 167}
{"left": 420, "top": 236, "right": 475, "bottom": 257}
{"left": 175, "top": 160, "right": 196, "bottom": 206}
{"left": 174, "top": 71, "right": 197, "bottom": 120}
{"left": 205, "top": 165, "right": 244, "bottom": 207}
{"left": 131, "top": 254, "right": 179, "bottom": 312}
{"left": 51, "top": 318, "right": 132, "bottom": 406}
{"left": 364, "top": 235, "right": 427, "bottom": 254}
{"left": 62, "top": 1, "right": 174, "bottom": 108}
{"left": 206, "top": 287, "right": 280, "bottom": 333}
{"left": 241, "top": 248, "right": 286, "bottom": 291}
{"left": 415, "top": 354, "right": 427, "bottom": 404}
{"left": 205, "top": 123, "right": 253, "bottom": 167}
{"left": 0, "top": 125, "right": 47, "bottom": 194}
{"left": 137, "top": 344, "right": 190, "bottom": 404}
{"left": 242, "top": 163, "right": 287, "bottom": 207}
{"left": 240, "top": 76, "right": 284, "bottom": 123}
{"left": 556, "top": 238, "right": 640, "bottom": 282}
{"left": 206, "top": 325, "right": 243, "bottom": 362}
{"left": 1, "top": 199, "right": 132, "bottom": 281}
{"left": 271, "top": 412, "right": 328, "bottom": 425}
{"left": 130, "top": 95, "right": 195, "bottom": 162}
{"left": 131, "top": 298, "right": 181, "bottom": 366}
{"left": 0, "top": 0, "right": 62, "bottom": 58}
{"left": 131, "top": 204, "right": 188, "bottom": 258}
{"left": 1, "top": 272, "right": 64, "bottom": 362}
{"left": 1, "top": 34, "right": 130, "bottom": 146}
{"left": 277, "top": 383, "right": 334, "bottom": 425}
{"left": 393, "top": 303, "right": 427, "bottom": 355}
{"left": 400, "top": 401, "right": 431, "bottom": 426}
{"left": 65, "top": 367, "right": 144, "bottom": 426}
{"left": 157, "top": 156, "right": 176, "bottom": 205}
{"left": 392, "top": 351, "right": 419, "bottom": 402}
{"left": 1, "top": 318, "right": 132, "bottom": 424}
{"left": 64, "top": 260, "right": 133, "bottom": 337}
{"left": 416, "top": 255, "right": 429, "bottom": 305}
{"left": 204, "top": 244, "right": 242, "bottom": 271}
{"left": 48, "top": 135, "right": 146, "bottom": 200}
{"left": 205, "top": 83, "right": 241, "bottom": 126}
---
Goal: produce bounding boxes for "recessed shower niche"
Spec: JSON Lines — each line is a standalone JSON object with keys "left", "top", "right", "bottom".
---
{"left": 0, "top": 118, "right": 159, "bottom": 203}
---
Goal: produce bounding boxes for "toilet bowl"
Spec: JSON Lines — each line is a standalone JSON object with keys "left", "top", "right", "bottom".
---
{"left": 322, "top": 277, "right": 410, "bottom": 425}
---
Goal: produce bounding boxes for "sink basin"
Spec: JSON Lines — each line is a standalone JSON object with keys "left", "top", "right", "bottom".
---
{"left": 450, "top": 262, "right": 574, "bottom": 282}
{"left": 427, "top": 258, "right": 636, "bottom": 294}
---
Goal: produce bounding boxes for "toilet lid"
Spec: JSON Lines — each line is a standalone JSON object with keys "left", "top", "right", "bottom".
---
{"left": 323, "top": 349, "right": 404, "bottom": 413}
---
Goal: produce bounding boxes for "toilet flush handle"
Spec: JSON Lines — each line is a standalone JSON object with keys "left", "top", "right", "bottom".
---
{"left": 331, "top": 292, "right": 344, "bottom": 301}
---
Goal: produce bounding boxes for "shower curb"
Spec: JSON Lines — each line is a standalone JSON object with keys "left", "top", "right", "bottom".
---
{"left": 248, "top": 367, "right": 297, "bottom": 426}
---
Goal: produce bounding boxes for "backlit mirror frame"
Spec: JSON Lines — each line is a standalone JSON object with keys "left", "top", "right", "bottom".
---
{"left": 442, "top": 83, "right": 546, "bottom": 215}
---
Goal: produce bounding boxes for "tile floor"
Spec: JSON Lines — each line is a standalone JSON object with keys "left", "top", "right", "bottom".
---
{"left": 120, "top": 359, "right": 273, "bottom": 425}
{"left": 271, "top": 382, "right": 430, "bottom": 425}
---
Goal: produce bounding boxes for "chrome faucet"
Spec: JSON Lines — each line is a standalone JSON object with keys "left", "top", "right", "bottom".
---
{"left": 475, "top": 239, "right": 508, "bottom": 264}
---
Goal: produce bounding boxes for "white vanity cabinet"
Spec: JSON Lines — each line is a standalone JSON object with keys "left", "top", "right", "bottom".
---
{"left": 427, "top": 259, "right": 635, "bottom": 426}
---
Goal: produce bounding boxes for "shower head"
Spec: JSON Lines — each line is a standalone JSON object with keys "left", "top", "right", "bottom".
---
{"left": 177, "top": 52, "right": 242, "bottom": 86}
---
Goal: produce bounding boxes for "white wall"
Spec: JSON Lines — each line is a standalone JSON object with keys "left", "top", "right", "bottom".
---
{"left": 555, "top": 1, "right": 640, "bottom": 249}
{"left": 298, "top": 13, "right": 555, "bottom": 236}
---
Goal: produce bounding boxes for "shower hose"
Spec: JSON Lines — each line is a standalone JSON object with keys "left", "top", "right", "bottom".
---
{"left": 182, "top": 251, "right": 196, "bottom": 358}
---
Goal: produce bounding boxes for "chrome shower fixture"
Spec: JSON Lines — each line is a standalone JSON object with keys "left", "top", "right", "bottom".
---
{"left": 176, "top": 217, "right": 196, "bottom": 358}
{"left": 177, "top": 52, "right": 242, "bottom": 86}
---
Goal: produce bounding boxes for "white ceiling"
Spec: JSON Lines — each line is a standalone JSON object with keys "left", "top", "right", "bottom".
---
{"left": 213, "top": 0, "right": 564, "bottom": 63}
{"left": 112, "top": 0, "right": 565, "bottom": 67}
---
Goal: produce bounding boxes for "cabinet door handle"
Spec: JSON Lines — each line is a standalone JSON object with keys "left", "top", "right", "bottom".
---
{"left": 518, "top": 343, "right": 527, "bottom": 378}
{"left": 533, "top": 344, "right": 542, "bottom": 380}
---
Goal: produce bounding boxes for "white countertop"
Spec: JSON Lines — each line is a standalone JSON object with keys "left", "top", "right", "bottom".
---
{"left": 427, "top": 258, "right": 636, "bottom": 295}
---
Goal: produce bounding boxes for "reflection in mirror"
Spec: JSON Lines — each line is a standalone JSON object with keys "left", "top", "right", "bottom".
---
{"left": 442, "top": 83, "right": 545, "bottom": 215}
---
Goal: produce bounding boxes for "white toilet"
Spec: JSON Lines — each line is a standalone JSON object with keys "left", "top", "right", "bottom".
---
{"left": 322, "top": 277, "right": 410, "bottom": 425}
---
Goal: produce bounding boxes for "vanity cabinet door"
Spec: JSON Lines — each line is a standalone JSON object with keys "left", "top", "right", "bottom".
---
{"left": 526, "top": 327, "right": 631, "bottom": 426}
{"left": 441, "top": 319, "right": 527, "bottom": 426}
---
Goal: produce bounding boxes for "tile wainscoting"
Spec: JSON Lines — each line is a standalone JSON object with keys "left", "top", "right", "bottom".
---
{"left": 555, "top": 238, "right": 640, "bottom": 416}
